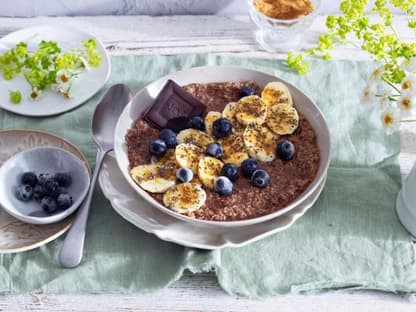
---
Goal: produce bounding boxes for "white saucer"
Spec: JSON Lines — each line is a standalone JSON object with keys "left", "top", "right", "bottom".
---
{"left": 0, "top": 129, "right": 91, "bottom": 253}
{"left": 0, "top": 26, "right": 110, "bottom": 117}
{"left": 99, "top": 153, "right": 326, "bottom": 249}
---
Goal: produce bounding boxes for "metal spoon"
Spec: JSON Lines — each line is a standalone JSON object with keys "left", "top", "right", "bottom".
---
{"left": 59, "top": 84, "right": 133, "bottom": 268}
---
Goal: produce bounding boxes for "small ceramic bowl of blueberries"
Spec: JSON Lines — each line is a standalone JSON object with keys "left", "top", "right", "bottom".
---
{"left": 0, "top": 147, "right": 90, "bottom": 225}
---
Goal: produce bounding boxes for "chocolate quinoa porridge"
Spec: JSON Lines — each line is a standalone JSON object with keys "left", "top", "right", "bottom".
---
{"left": 125, "top": 81, "right": 320, "bottom": 221}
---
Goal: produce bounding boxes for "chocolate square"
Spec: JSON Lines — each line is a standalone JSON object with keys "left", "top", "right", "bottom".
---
{"left": 144, "top": 80, "right": 206, "bottom": 132}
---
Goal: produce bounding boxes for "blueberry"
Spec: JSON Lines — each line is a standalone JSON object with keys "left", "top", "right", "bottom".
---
{"left": 186, "top": 116, "right": 205, "bottom": 131}
{"left": 33, "top": 184, "right": 44, "bottom": 202}
{"left": 212, "top": 118, "right": 232, "bottom": 139}
{"left": 206, "top": 142, "right": 223, "bottom": 159}
{"left": 21, "top": 172, "right": 37, "bottom": 187}
{"left": 57, "top": 192, "right": 73, "bottom": 210}
{"left": 43, "top": 179, "right": 59, "bottom": 197}
{"left": 241, "top": 158, "right": 259, "bottom": 177}
{"left": 38, "top": 173, "right": 53, "bottom": 185}
{"left": 176, "top": 168, "right": 193, "bottom": 183}
{"left": 41, "top": 196, "right": 58, "bottom": 214}
{"left": 250, "top": 170, "right": 270, "bottom": 188}
{"left": 220, "top": 163, "right": 239, "bottom": 182}
{"left": 57, "top": 186, "right": 66, "bottom": 194}
{"left": 239, "top": 86, "right": 256, "bottom": 98}
{"left": 15, "top": 184, "right": 33, "bottom": 201}
{"left": 276, "top": 140, "right": 296, "bottom": 161}
{"left": 159, "top": 128, "right": 177, "bottom": 148}
{"left": 149, "top": 139, "right": 167, "bottom": 157}
{"left": 214, "top": 176, "right": 233, "bottom": 196}
{"left": 54, "top": 172, "right": 72, "bottom": 187}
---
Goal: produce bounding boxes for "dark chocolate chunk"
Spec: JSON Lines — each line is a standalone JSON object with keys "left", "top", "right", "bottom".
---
{"left": 144, "top": 80, "right": 206, "bottom": 132}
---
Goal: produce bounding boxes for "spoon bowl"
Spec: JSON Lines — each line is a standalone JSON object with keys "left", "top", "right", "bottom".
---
{"left": 92, "top": 85, "right": 133, "bottom": 150}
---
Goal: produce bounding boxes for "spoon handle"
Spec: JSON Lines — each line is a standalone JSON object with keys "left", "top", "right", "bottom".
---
{"left": 58, "top": 148, "right": 107, "bottom": 268}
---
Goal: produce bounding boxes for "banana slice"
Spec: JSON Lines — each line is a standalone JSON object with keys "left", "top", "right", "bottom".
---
{"left": 205, "top": 111, "right": 222, "bottom": 136}
{"left": 163, "top": 183, "right": 206, "bottom": 213}
{"left": 151, "top": 149, "right": 177, "bottom": 168}
{"left": 176, "top": 128, "right": 215, "bottom": 149}
{"left": 130, "top": 164, "right": 176, "bottom": 193}
{"left": 175, "top": 143, "right": 203, "bottom": 173}
{"left": 198, "top": 156, "right": 223, "bottom": 189}
{"left": 266, "top": 103, "right": 299, "bottom": 135}
{"left": 222, "top": 102, "right": 245, "bottom": 134}
{"left": 243, "top": 124, "right": 278, "bottom": 162}
{"left": 235, "top": 95, "right": 267, "bottom": 125}
{"left": 219, "top": 133, "right": 249, "bottom": 166}
{"left": 261, "top": 81, "right": 293, "bottom": 107}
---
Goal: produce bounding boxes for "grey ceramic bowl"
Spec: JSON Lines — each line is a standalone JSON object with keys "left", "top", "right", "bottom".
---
{"left": 0, "top": 147, "right": 90, "bottom": 225}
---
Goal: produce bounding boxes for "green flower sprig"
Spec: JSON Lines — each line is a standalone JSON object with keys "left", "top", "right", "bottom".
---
{"left": 287, "top": 0, "right": 416, "bottom": 134}
{"left": 0, "top": 39, "right": 102, "bottom": 103}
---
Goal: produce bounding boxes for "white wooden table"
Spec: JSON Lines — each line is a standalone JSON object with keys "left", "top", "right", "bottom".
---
{"left": 1, "top": 15, "right": 416, "bottom": 312}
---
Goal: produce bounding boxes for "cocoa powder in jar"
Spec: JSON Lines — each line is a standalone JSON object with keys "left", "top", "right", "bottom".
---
{"left": 253, "top": 0, "right": 315, "bottom": 20}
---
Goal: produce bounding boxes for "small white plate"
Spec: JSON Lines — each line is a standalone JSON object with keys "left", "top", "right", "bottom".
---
{"left": 0, "top": 129, "right": 91, "bottom": 253}
{"left": 0, "top": 147, "right": 90, "bottom": 225}
{"left": 99, "top": 153, "right": 326, "bottom": 249}
{"left": 0, "top": 26, "right": 110, "bottom": 116}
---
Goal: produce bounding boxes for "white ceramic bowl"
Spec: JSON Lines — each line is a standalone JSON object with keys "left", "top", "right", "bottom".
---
{"left": 114, "top": 66, "right": 331, "bottom": 228}
{"left": 0, "top": 147, "right": 90, "bottom": 224}
{"left": 101, "top": 154, "right": 327, "bottom": 249}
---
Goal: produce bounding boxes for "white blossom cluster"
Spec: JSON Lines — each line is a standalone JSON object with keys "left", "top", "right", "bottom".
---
{"left": 362, "top": 59, "right": 416, "bottom": 135}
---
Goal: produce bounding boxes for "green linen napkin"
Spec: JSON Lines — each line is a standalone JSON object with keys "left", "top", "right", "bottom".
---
{"left": 0, "top": 54, "right": 415, "bottom": 297}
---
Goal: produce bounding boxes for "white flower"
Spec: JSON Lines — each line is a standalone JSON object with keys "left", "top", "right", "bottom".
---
{"left": 401, "top": 58, "right": 416, "bottom": 73}
{"left": 56, "top": 69, "right": 71, "bottom": 86}
{"left": 369, "top": 66, "right": 385, "bottom": 83}
{"left": 28, "top": 88, "right": 41, "bottom": 101}
{"left": 55, "top": 85, "right": 71, "bottom": 98}
{"left": 381, "top": 107, "right": 400, "bottom": 135}
{"left": 401, "top": 74, "right": 416, "bottom": 93}
{"left": 54, "top": 69, "right": 72, "bottom": 98}
{"left": 379, "top": 91, "right": 392, "bottom": 110}
{"left": 398, "top": 91, "right": 415, "bottom": 116}
{"left": 361, "top": 85, "right": 375, "bottom": 105}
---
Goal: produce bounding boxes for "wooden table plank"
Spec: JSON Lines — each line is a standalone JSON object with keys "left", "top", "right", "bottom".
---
{"left": 0, "top": 15, "right": 413, "bottom": 59}
{"left": 0, "top": 274, "right": 415, "bottom": 312}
